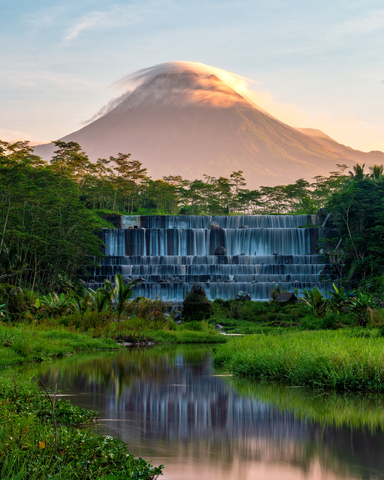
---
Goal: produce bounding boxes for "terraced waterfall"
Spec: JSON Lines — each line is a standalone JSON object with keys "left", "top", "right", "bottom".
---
{"left": 87, "top": 215, "right": 330, "bottom": 301}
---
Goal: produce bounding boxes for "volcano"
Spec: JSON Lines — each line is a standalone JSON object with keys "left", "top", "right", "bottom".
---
{"left": 34, "top": 62, "right": 384, "bottom": 187}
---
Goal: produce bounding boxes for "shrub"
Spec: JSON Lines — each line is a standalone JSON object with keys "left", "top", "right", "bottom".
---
{"left": 183, "top": 284, "right": 211, "bottom": 322}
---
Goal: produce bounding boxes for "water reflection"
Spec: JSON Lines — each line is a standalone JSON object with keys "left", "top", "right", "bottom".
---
{"left": 14, "top": 346, "right": 384, "bottom": 480}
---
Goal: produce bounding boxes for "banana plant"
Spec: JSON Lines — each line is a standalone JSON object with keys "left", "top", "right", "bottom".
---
{"left": 301, "top": 286, "right": 327, "bottom": 317}
{"left": 327, "top": 283, "right": 350, "bottom": 314}
{"left": 38, "top": 293, "right": 72, "bottom": 316}
{"left": 348, "top": 290, "right": 376, "bottom": 326}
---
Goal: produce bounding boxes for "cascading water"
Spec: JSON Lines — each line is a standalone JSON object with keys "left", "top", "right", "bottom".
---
{"left": 86, "top": 215, "right": 331, "bottom": 301}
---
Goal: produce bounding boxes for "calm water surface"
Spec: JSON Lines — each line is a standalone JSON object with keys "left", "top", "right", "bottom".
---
{"left": 16, "top": 346, "right": 384, "bottom": 480}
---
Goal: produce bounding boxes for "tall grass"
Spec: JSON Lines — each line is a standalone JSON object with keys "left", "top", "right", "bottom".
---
{"left": 214, "top": 330, "right": 384, "bottom": 391}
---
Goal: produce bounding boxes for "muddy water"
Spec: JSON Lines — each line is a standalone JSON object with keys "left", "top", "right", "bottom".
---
{"left": 17, "top": 346, "right": 384, "bottom": 479}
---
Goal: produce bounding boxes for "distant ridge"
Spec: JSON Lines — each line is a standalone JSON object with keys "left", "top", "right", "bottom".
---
{"left": 34, "top": 62, "right": 381, "bottom": 188}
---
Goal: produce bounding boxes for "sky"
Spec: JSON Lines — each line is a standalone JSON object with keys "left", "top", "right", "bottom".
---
{"left": 1, "top": 0, "right": 384, "bottom": 152}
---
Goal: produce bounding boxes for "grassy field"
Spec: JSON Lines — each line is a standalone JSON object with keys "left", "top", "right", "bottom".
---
{"left": 213, "top": 329, "right": 384, "bottom": 392}
{"left": 0, "top": 376, "right": 163, "bottom": 479}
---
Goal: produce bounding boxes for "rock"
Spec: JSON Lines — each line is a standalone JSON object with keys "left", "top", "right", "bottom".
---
{"left": 239, "top": 225, "right": 249, "bottom": 229}
{"left": 236, "top": 291, "right": 251, "bottom": 301}
{"left": 208, "top": 221, "right": 221, "bottom": 229}
{"left": 214, "top": 246, "right": 227, "bottom": 255}
{"left": 174, "top": 312, "right": 182, "bottom": 323}
{"left": 215, "top": 324, "right": 223, "bottom": 330}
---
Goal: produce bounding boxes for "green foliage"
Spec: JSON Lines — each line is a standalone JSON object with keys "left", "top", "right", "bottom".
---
{"left": 214, "top": 330, "right": 384, "bottom": 392}
{"left": 182, "top": 286, "right": 212, "bottom": 321}
{"left": 0, "top": 141, "right": 103, "bottom": 292}
{"left": 0, "top": 376, "right": 163, "bottom": 479}
{"left": 326, "top": 168, "right": 384, "bottom": 284}
{"left": 301, "top": 286, "right": 326, "bottom": 317}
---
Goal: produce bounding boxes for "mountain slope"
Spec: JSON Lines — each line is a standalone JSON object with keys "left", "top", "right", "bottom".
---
{"left": 34, "top": 64, "right": 370, "bottom": 188}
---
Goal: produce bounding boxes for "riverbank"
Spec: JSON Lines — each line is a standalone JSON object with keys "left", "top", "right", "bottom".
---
{"left": 0, "top": 375, "right": 163, "bottom": 479}
{"left": 213, "top": 329, "right": 384, "bottom": 392}
{"left": 0, "top": 321, "right": 226, "bottom": 369}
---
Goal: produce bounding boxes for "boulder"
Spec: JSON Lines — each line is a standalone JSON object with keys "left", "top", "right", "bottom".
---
{"left": 236, "top": 291, "right": 251, "bottom": 301}
{"left": 214, "top": 246, "right": 227, "bottom": 255}
{"left": 208, "top": 221, "right": 221, "bottom": 229}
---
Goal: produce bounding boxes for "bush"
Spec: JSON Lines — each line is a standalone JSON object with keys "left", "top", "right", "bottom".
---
{"left": 183, "top": 285, "right": 211, "bottom": 322}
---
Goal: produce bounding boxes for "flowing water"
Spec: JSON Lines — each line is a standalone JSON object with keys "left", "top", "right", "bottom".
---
{"left": 16, "top": 346, "right": 384, "bottom": 480}
{"left": 88, "top": 215, "right": 331, "bottom": 301}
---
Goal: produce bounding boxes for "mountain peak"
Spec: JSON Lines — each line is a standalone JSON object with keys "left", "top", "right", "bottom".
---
{"left": 105, "top": 67, "right": 252, "bottom": 113}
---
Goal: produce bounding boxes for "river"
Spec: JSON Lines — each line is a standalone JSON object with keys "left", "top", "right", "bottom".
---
{"left": 14, "top": 345, "right": 384, "bottom": 479}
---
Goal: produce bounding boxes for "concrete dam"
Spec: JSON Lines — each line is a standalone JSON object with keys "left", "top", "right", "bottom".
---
{"left": 86, "top": 215, "right": 330, "bottom": 301}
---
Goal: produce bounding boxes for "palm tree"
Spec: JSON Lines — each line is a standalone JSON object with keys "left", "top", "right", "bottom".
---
{"left": 88, "top": 288, "right": 111, "bottom": 313}
{"left": 102, "top": 274, "right": 138, "bottom": 320}
{"left": 114, "top": 274, "right": 139, "bottom": 320}
{"left": 370, "top": 164, "right": 384, "bottom": 182}
{"left": 349, "top": 164, "right": 366, "bottom": 181}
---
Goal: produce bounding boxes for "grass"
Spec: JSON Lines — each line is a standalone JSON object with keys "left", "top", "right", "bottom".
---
{"left": 213, "top": 329, "right": 384, "bottom": 392}
{"left": 0, "top": 317, "right": 226, "bottom": 369}
{"left": 0, "top": 376, "right": 163, "bottom": 479}
{"left": 0, "top": 325, "right": 119, "bottom": 368}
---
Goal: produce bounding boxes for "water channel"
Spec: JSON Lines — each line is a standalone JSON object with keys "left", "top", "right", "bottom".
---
{"left": 14, "top": 345, "right": 384, "bottom": 479}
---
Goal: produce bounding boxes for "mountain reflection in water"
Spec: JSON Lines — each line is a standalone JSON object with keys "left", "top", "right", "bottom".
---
{"left": 18, "top": 346, "right": 384, "bottom": 480}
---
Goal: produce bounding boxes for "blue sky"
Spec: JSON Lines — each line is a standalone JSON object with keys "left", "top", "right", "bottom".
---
{"left": 1, "top": 0, "right": 384, "bottom": 151}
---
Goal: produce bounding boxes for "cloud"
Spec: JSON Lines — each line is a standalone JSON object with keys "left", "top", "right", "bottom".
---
{"left": 65, "top": 11, "right": 108, "bottom": 40}
{"left": 63, "top": 2, "right": 158, "bottom": 41}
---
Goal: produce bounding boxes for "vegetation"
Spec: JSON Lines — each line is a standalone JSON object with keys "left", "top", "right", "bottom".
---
{"left": 182, "top": 284, "right": 212, "bottom": 321}
{"left": 0, "top": 325, "right": 119, "bottom": 368}
{"left": 213, "top": 330, "right": 384, "bottom": 392}
{"left": 0, "top": 375, "right": 163, "bottom": 479}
